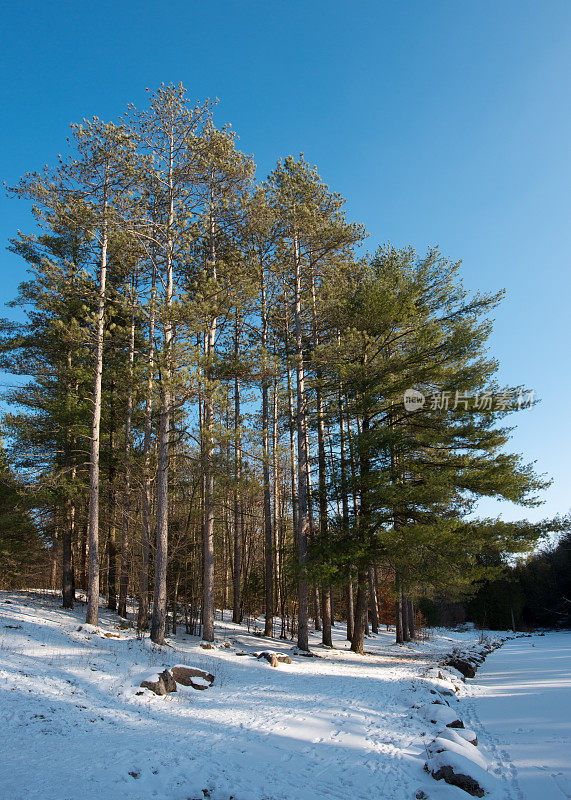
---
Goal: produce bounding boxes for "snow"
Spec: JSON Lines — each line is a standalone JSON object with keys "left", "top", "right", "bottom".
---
{"left": 0, "top": 590, "right": 566, "bottom": 800}
{"left": 463, "top": 631, "right": 571, "bottom": 800}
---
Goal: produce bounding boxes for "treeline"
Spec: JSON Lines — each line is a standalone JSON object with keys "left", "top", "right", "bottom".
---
{"left": 0, "top": 84, "right": 564, "bottom": 651}
{"left": 468, "top": 531, "right": 571, "bottom": 630}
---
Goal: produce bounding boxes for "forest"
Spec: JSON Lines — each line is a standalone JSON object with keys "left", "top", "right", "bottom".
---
{"left": 0, "top": 84, "right": 566, "bottom": 652}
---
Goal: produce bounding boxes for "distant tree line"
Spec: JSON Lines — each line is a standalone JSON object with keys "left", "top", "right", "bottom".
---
{"left": 1, "top": 84, "right": 567, "bottom": 649}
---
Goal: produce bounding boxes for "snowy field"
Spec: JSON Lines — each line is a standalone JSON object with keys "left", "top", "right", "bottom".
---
{"left": 464, "top": 632, "right": 571, "bottom": 800}
{"left": 0, "top": 590, "right": 566, "bottom": 800}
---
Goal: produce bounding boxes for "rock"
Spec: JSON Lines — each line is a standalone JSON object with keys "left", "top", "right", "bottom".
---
{"left": 140, "top": 669, "right": 177, "bottom": 696}
{"left": 170, "top": 665, "right": 215, "bottom": 690}
{"left": 427, "top": 748, "right": 498, "bottom": 797}
{"left": 161, "top": 669, "right": 177, "bottom": 692}
{"left": 438, "top": 726, "right": 478, "bottom": 747}
{"left": 423, "top": 704, "right": 464, "bottom": 729}
{"left": 140, "top": 678, "right": 166, "bottom": 695}
{"left": 445, "top": 657, "right": 476, "bottom": 679}
{"left": 426, "top": 736, "right": 487, "bottom": 771}
{"left": 255, "top": 651, "right": 292, "bottom": 666}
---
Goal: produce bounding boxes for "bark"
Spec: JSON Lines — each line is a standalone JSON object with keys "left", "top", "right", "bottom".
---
{"left": 408, "top": 599, "right": 416, "bottom": 640}
{"left": 118, "top": 283, "right": 136, "bottom": 619}
{"left": 346, "top": 578, "right": 354, "bottom": 641}
{"left": 338, "top": 390, "right": 354, "bottom": 641}
{"left": 293, "top": 229, "right": 309, "bottom": 652}
{"left": 86, "top": 184, "right": 108, "bottom": 626}
{"left": 62, "top": 501, "right": 75, "bottom": 609}
{"left": 351, "top": 571, "right": 368, "bottom": 654}
{"left": 138, "top": 267, "right": 156, "bottom": 631}
{"left": 201, "top": 197, "right": 217, "bottom": 643}
{"left": 151, "top": 132, "right": 175, "bottom": 645}
{"left": 261, "top": 263, "right": 273, "bottom": 637}
{"left": 272, "top": 363, "right": 281, "bottom": 618}
{"left": 62, "top": 359, "right": 76, "bottom": 610}
{"left": 107, "top": 386, "right": 118, "bottom": 611}
{"left": 285, "top": 329, "right": 299, "bottom": 544}
{"left": 50, "top": 525, "right": 59, "bottom": 592}
{"left": 232, "top": 343, "right": 242, "bottom": 624}
{"left": 401, "top": 591, "right": 410, "bottom": 642}
{"left": 395, "top": 591, "right": 404, "bottom": 644}
{"left": 368, "top": 566, "right": 379, "bottom": 634}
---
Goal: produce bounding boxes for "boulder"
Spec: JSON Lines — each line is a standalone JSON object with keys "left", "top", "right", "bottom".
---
{"left": 445, "top": 657, "right": 476, "bottom": 679}
{"left": 140, "top": 669, "right": 177, "bottom": 696}
{"left": 170, "top": 665, "right": 215, "bottom": 690}
{"left": 438, "top": 726, "right": 478, "bottom": 747}
{"left": 426, "top": 736, "right": 487, "bottom": 771}
{"left": 423, "top": 703, "right": 464, "bottom": 729}
{"left": 255, "top": 651, "right": 292, "bottom": 666}
{"left": 426, "top": 749, "right": 498, "bottom": 797}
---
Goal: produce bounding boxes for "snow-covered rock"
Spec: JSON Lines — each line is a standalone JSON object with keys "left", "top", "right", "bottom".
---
{"left": 140, "top": 669, "right": 177, "bottom": 695}
{"left": 255, "top": 651, "right": 292, "bottom": 666}
{"left": 438, "top": 726, "right": 478, "bottom": 746}
{"left": 422, "top": 703, "right": 464, "bottom": 728}
{"left": 170, "top": 665, "right": 215, "bottom": 689}
{"left": 426, "top": 748, "right": 499, "bottom": 797}
{"left": 426, "top": 735, "right": 487, "bottom": 771}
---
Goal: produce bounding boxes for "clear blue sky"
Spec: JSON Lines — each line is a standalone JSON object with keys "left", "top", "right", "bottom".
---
{"left": 1, "top": 0, "right": 569, "bottom": 524}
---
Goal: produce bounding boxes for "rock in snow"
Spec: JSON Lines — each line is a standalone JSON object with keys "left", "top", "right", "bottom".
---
{"left": 426, "top": 748, "right": 499, "bottom": 797}
{"left": 170, "top": 665, "right": 215, "bottom": 689}
{"left": 140, "top": 669, "right": 177, "bottom": 696}
{"left": 422, "top": 703, "right": 464, "bottom": 728}
{"left": 426, "top": 735, "right": 487, "bottom": 771}
{"left": 255, "top": 651, "right": 292, "bottom": 666}
{"left": 437, "top": 725, "right": 478, "bottom": 747}
{"left": 445, "top": 656, "right": 477, "bottom": 679}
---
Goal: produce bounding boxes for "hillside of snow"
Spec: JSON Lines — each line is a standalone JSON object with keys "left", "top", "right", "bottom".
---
{"left": 1, "top": 590, "right": 566, "bottom": 800}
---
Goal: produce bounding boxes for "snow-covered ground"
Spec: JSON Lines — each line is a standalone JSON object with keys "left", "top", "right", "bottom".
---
{"left": 464, "top": 631, "right": 571, "bottom": 800}
{"left": 0, "top": 590, "right": 564, "bottom": 800}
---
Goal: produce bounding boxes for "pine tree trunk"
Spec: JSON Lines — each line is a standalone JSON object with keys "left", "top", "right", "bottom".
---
{"left": 232, "top": 358, "right": 242, "bottom": 624}
{"left": 293, "top": 230, "right": 309, "bottom": 652}
{"left": 395, "top": 590, "right": 404, "bottom": 644}
{"left": 62, "top": 362, "right": 76, "bottom": 609}
{"left": 107, "top": 387, "right": 118, "bottom": 611}
{"left": 346, "top": 579, "right": 354, "bottom": 641}
{"left": 368, "top": 566, "right": 379, "bottom": 634}
{"left": 118, "top": 286, "right": 136, "bottom": 619}
{"left": 62, "top": 500, "right": 74, "bottom": 609}
{"left": 272, "top": 363, "right": 281, "bottom": 618}
{"left": 408, "top": 599, "right": 415, "bottom": 640}
{"left": 50, "top": 524, "right": 59, "bottom": 591}
{"left": 138, "top": 268, "right": 156, "bottom": 631}
{"left": 285, "top": 329, "right": 299, "bottom": 544}
{"left": 351, "top": 571, "right": 368, "bottom": 654}
{"left": 261, "top": 264, "right": 273, "bottom": 637}
{"left": 86, "top": 192, "right": 108, "bottom": 626}
{"left": 201, "top": 201, "right": 217, "bottom": 643}
{"left": 338, "top": 388, "right": 354, "bottom": 641}
{"left": 401, "top": 591, "right": 410, "bottom": 642}
{"left": 151, "top": 139, "right": 175, "bottom": 645}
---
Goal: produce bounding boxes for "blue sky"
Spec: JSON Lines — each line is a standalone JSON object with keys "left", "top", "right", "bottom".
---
{"left": 1, "top": 1, "right": 570, "bottom": 524}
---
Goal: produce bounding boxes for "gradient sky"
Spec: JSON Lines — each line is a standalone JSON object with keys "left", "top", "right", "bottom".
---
{"left": 1, "top": 1, "right": 569, "bottom": 524}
